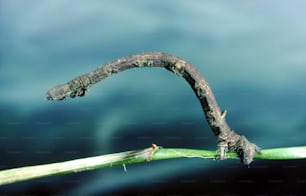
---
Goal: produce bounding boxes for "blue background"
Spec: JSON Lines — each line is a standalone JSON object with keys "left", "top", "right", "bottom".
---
{"left": 1, "top": 0, "right": 306, "bottom": 195}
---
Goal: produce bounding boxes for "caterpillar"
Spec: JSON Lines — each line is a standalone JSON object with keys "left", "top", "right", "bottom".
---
{"left": 46, "top": 52, "right": 260, "bottom": 164}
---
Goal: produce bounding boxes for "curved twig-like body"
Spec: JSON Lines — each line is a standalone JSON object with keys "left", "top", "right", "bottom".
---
{"left": 46, "top": 52, "right": 259, "bottom": 164}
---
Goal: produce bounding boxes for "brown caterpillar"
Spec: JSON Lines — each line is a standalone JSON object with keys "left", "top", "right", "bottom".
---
{"left": 46, "top": 52, "right": 260, "bottom": 164}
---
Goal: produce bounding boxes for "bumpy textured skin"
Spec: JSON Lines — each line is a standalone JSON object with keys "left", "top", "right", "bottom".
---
{"left": 46, "top": 52, "right": 260, "bottom": 164}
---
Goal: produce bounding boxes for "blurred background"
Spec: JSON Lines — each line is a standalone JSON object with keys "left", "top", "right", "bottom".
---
{"left": 1, "top": 0, "right": 306, "bottom": 195}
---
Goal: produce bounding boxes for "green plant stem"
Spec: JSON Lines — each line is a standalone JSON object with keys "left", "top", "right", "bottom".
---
{"left": 0, "top": 146, "right": 305, "bottom": 186}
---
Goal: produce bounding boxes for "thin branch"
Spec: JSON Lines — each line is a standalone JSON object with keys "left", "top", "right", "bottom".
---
{"left": 46, "top": 52, "right": 259, "bottom": 164}
{"left": 1, "top": 145, "right": 306, "bottom": 186}
{"left": 0, "top": 146, "right": 156, "bottom": 186}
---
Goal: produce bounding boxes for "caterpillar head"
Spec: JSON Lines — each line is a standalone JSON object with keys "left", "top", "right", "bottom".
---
{"left": 46, "top": 83, "right": 71, "bottom": 101}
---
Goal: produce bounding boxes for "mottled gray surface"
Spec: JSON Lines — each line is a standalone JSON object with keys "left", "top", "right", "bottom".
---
{"left": 1, "top": 0, "right": 306, "bottom": 195}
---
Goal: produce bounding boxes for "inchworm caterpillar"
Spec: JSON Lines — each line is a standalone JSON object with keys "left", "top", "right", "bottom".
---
{"left": 46, "top": 52, "right": 259, "bottom": 164}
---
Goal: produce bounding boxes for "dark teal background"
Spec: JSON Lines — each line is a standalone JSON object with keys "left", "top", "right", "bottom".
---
{"left": 1, "top": 0, "right": 306, "bottom": 195}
